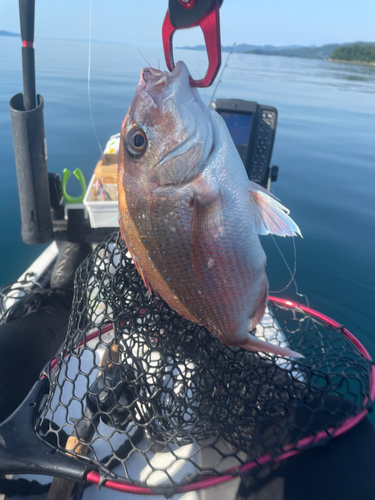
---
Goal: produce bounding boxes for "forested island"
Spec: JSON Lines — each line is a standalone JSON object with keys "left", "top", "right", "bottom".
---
{"left": 180, "top": 41, "right": 375, "bottom": 65}
{"left": 330, "top": 44, "right": 375, "bottom": 64}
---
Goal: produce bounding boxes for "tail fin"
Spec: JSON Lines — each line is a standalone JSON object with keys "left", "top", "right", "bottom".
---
{"left": 240, "top": 332, "right": 304, "bottom": 358}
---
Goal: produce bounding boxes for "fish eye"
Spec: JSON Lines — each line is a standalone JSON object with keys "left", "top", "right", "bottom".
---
{"left": 125, "top": 127, "right": 148, "bottom": 158}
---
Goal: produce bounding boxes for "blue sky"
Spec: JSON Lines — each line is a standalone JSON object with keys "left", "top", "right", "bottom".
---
{"left": 1, "top": 0, "right": 374, "bottom": 47}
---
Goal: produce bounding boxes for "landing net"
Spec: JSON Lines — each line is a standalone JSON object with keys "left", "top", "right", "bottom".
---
{"left": 37, "top": 230, "right": 374, "bottom": 495}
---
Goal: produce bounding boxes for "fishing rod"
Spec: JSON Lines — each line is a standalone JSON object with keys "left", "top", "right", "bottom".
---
{"left": 19, "top": 0, "right": 36, "bottom": 110}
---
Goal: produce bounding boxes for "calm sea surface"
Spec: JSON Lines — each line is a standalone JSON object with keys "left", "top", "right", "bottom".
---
{"left": 1, "top": 37, "right": 374, "bottom": 407}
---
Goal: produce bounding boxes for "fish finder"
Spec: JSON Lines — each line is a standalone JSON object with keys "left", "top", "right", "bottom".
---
{"left": 210, "top": 99, "right": 278, "bottom": 188}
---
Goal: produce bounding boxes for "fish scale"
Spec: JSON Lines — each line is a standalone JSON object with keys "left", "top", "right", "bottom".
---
{"left": 190, "top": 180, "right": 266, "bottom": 340}
{"left": 118, "top": 62, "right": 303, "bottom": 358}
{"left": 150, "top": 192, "right": 197, "bottom": 318}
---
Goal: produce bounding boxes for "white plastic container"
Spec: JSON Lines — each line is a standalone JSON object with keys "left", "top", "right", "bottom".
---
{"left": 84, "top": 174, "right": 119, "bottom": 228}
{"left": 83, "top": 134, "right": 120, "bottom": 228}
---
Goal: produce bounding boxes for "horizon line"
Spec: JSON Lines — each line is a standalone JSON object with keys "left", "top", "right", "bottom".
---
{"left": 1, "top": 31, "right": 374, "bottom": 47}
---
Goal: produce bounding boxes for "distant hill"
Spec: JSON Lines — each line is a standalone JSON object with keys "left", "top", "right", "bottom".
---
{"left": 245, "top": 41, "right": 375, "bottom": 60}
{"left": 0, "top": 30, "right": 20, "bottom": 37}
{"left": 177, "top": 43, "right": 305, "bottom": 53}
{"left": 330, "top": 43, "right": 375, "bottom": 64}
{"left": 177, "top": 41, "right": 375, "bottom": 61}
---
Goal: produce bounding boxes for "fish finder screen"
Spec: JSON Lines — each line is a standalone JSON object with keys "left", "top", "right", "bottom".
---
{"left": 219, "top": 112, "right": 253, "bottom": 164}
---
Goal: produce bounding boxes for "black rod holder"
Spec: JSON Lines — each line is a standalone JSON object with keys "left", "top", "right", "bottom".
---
{"left": 9, "top": 94, "right": 53, "bottom": 244}
{"left": 9, "top": 0, "right": 53, "bottom": 244}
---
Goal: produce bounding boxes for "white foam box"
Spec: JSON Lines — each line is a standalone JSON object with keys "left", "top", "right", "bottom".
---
{"left": 84, "top": 154, "right": 119, "bottom": 228}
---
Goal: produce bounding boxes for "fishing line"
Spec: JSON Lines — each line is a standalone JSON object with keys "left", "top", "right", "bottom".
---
{"left": 268, "top": 236, "right": 315, "bottom": 349}
{"left": 139, "top": 52, "right": 152, "bottom": 68}
{"left": 269, "top": 236, "right": 310, "bottom": 309}
{"left": 88, "top": 0, "right": 103, "bottom": 156}
{"left": 269, "top": 236, "right": 297, "bottom": 294}
{"left": 269, "top": 236, "right": 324, "bottom": 351}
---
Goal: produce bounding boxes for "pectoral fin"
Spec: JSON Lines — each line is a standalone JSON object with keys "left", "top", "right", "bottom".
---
{"left": 190, "top": 186, "right": 225, "bottom": 289}
{"left": 249, "top": 182, "right": 302, "bottom": 237}
{"left": 191, "top": 188, "right": 224, "bottom": 245}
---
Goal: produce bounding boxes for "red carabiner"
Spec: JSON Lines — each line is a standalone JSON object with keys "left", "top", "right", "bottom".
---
{"left": 162, "top": 1, "right": 221, "bottom": 87}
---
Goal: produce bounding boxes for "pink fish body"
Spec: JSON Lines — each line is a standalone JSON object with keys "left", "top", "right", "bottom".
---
{"left": 118, "top": 61, "right": 302, "bottom": 358}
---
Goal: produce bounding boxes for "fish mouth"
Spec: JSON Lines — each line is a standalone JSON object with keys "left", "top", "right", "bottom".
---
{"left": 141, "top": 61, "right": 188, "bottom": 83}
{"left": 139, "top": 67, "right": 168, "bottom": 108}
{"left": 142, "top": 67, "right": 163, "bottom": 83}
{"left": 140, "top": 61, "right": 192, "bottom": 105}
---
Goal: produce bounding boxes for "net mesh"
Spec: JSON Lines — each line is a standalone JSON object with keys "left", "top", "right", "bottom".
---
{"left": 37, "top": 230, "right": 373, "bottom": 494}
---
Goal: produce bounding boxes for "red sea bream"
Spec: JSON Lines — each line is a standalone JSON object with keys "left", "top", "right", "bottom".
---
{"left": 118, "top": 61, "right": 302, "bottom": 358}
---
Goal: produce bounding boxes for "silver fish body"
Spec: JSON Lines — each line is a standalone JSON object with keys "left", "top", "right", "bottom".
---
{"left": 118, "top": 61, "right": 302, "bottom": 358}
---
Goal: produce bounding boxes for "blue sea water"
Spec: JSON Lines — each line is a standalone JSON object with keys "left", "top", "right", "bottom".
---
{"left": 0, "top": 37, "right": 374, "bottom": 400}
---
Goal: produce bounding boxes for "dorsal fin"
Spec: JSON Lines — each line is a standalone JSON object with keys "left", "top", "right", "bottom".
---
{"left": 249, "top": 183, "right": 302, "bottom": 237}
